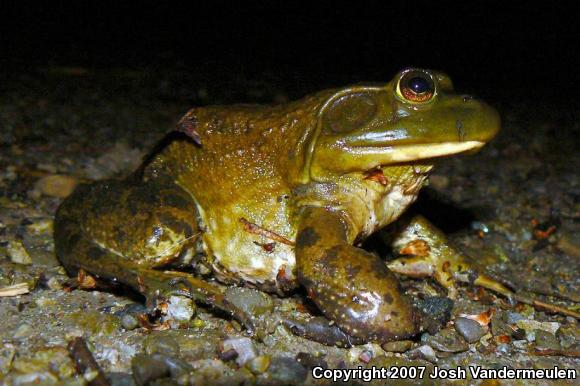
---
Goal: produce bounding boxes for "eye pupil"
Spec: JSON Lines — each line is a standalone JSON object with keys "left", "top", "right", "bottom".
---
{"left": 409, "top": 76, "right": 429, "bottom": 94}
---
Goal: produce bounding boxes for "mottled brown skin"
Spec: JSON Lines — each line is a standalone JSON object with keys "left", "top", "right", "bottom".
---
{"left": 55, "top": 68, "right": 502, "bottom": 344}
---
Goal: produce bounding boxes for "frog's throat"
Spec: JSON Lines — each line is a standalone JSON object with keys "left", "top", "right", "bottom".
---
{"left": 350, "top": 140, "right": 485, "bottom": 163}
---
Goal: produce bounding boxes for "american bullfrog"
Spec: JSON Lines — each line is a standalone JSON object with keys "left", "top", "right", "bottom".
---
{"left": 54, "top": 68, "right": 507, "bottom": 343}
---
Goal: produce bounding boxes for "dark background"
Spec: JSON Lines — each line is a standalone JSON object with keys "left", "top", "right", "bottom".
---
{"left": 1, "top": 1, "right": 578, "bottom": 101}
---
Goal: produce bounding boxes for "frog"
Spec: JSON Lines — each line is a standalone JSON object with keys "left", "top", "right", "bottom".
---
{"left": 54, "top": 68, "right": 508, "bottom": 344}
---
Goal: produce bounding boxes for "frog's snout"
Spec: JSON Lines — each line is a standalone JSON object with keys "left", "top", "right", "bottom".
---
{"left": 458, "top": 96, "right": 501, "bottom": 143}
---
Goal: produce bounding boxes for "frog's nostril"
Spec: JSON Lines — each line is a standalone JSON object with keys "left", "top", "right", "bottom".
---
{"left": 456, "top": 120, "right": 466, "bottom": 141}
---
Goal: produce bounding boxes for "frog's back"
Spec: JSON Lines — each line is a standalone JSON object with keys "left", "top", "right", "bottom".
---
{"left": 153, "top": 92, "right": 333, "bottom": 213}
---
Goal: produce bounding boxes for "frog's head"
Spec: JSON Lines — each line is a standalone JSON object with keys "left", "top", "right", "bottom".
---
{"left": 303, "top": 68, "right": 500, "bottom": 181}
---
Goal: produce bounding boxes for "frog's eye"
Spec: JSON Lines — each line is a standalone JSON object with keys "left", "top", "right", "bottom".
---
{"left": 396, "top": 70, "right": 435, "bottom": 103}
{"left": 322, "top": 93, "right": 377, "bottom": 134}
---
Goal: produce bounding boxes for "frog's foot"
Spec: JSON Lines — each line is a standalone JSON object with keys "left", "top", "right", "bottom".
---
{"left": 281, "top": 316, "right": 365, "bottom": 348}
{"left": 295, "top": 207, "right": 423, "bottom": 344}
{"left": 134, "top": 270, "right": 255, "bottom": 332}
{"left": 387, "top": 254, "right": 512, "bottom": 300}
{"left": 386, "top": 216, "right": 580, "bottom": 319}
{"left": 388, "top": 252, "right": 580, "bottom": 319}
{"left": 387, "top": 215, "right": 511, "bottom": 299}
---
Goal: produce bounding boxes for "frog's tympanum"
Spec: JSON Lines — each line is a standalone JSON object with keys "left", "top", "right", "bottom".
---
{"left": 54, "top": 68, "right": 505, "bottom": 344}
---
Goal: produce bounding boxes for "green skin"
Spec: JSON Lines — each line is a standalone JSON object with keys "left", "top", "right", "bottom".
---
{"left": 54, "top": 68, "right": 501, "bottom": 344}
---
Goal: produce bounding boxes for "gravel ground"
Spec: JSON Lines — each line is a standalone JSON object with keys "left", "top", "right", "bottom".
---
{"left": 0, "top": 67, "right": 578, "bottom": 385}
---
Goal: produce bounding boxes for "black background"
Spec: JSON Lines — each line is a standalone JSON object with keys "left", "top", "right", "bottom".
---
{"left": 1, "top": 1, "right": 579, "bottom": 101}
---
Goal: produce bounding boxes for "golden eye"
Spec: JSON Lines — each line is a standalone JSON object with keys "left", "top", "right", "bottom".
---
{"left": 396, "top": 71, "right": 435, "bottom": 103}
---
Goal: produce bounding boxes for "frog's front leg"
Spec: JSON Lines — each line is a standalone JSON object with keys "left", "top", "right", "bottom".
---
{"left": 54, "top": 180, "right": 253, "bottom": 331}
{"left": 295, "top": 206, "right": 422, "bottom": 343}
{"left": 386, "top": 215, "right": 511, "bottom": 299}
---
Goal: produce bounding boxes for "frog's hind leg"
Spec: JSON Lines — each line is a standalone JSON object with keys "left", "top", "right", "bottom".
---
{"left": 54, "top": 180, "right": 254, "bottom": 331}
{"left": 385, "top": 215, "right": 511, "bottom": 299}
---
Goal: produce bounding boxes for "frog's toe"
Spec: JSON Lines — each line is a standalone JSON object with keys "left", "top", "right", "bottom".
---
{"left": 472, "top": 273, "right": 512, "bottom": 297}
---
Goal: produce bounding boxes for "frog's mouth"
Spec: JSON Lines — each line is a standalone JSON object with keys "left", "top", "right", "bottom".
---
{"left": 349, "top": 140, "right": 486, "bottom": 163}
{"left": 309, "top": 140, "right": 486, "bottom": 176}
{"left": 343, "top": 141, "right": 485, "bottom": 165}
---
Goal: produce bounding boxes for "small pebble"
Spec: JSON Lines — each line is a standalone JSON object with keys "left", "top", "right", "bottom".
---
{"left": 267, "top": 356, "right": 308, "bottom": 384}
{"left": 426, "top": 327, "right": 469, "bottom": 353}
{"left": 512, "top": 340, "right": 529, "bottom": 350}
{"left": 382, "top": 340, "right": 414, "bottom": 353}
{"left": 46, "top": 276, "right": 63, "bottom": 290}
{"left": 516, "top": 320, "right": 560, "bottom": 341}
{"left": 221, "top": 337, "right": 257, "bottom": 367}
{"left": 131, "top": 353, "right": 191, "bottom": 386}
{"left": 534, "top": 330, "right": 561, "bottom": 351}
{"left": 34, "top": 174, "right": 78, "bottom": 198}
{"left": 455, "top": 317, "right": 486, "bottom": 343}
{"left": 143, "top": 334, "right": 180, "bottom": 356}
{"left": 358, "top": 350, "right": 372, "bottom": 363}
{"left": 7, "top": 240, "right": 32, "bottom": 265}
{"left": 496, "top": 343, "right": 510, "bottom": 355}
{"left": 162, "top": 296, "right": 195, "bottom": 327}
{"left": 470, "top": 221, "right": 489, "bottom": 233}
{"left": 121, "top": 314, "right": 139, "bottom": 330}
{"left": 557, "top": 325, "right": 579, "bottom": 349}
{"left": 505, "top": 311, "right": 525, "bottom": 324}
{"left": 118, "top": 303, "right": 148, "bottom": 315}
{"left": 406, "top": 345, "right": 438, "bottom": 363}
{"left": 26, "top": 219, "right": 53, "bottom": 234}
{"left": 246, "top": 355, "right": 271, "bottom": 375}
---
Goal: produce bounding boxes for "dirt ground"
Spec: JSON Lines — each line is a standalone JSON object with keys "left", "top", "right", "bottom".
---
{"left": 0, "top": 66, "right": 578, "bottom": 385}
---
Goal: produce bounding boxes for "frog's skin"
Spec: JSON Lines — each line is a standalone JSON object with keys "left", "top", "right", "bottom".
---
{"left": 54, "top": 68, "right": 503, "bottom": 343}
